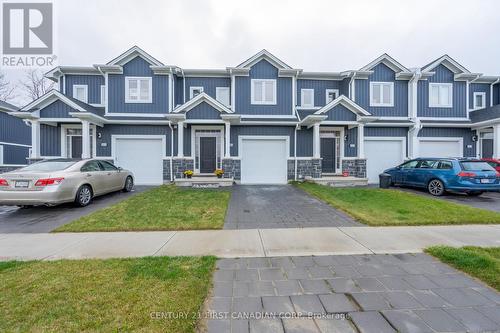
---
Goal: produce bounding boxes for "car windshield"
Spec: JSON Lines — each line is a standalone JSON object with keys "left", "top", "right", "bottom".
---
{"left": 20, "top": 160, "right": 77, "bottom": 172}
{"left": 460, "top": 161, "right": 496, "bottom": 172}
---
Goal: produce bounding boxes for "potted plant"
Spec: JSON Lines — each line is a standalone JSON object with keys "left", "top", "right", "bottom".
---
{"left": 214, "top": 169, "right": 224, "bottom": 179}
{"left": 184, "top": 170, "right": 194, "bottom": 179}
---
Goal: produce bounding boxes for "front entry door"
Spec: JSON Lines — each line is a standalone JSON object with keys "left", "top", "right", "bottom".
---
{"left": 71, "top": 136, "right": 82, "bottom": 158}
{"left": 321, "top": 138, "right": 336, "bottom": 173}
{"left": 482, "top": 139, "right": 493, "bottom": 158}
{"left": 200, "top": 137, "right": 217, "bottom": 173}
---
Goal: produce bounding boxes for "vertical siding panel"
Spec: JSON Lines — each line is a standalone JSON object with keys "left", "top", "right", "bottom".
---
{"left": 296, "top": 127, "right": 313, "bottom": 157}
{"left": 65, "top": 74, "right": 105, "bottom": 104}
{"left": 0, "top": 112, "right": 31, "bottom": 145}
{"left": 296, "top": 79, "right": 341, "bottom": 108}
{"left": 469, "top": 83, "right": 491, "bottom": 109}
{"left": 418, "top": 127, "right": 476, "bottom": 157}
{"left": 184, "top": 77, "right": 231, "bottom": 101}
{"left": 3, "top": 145, "right": 30, "bottom": 164}
{"left": 40, "top": 124, "right": 61, "bottom": 156}
{"left": 39, "top": 100, "right": 74, "bottom": 118}
{"left": 345, "top": 127, "right": 358, "bottom": 157}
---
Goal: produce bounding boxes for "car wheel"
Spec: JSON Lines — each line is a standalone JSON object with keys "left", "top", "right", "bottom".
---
{"left": 123, "top": 176, "right": 134, "bottom": 192}
{"left": 428, "top": 179, "right": 445, "bottom": 196}
{"left": 75, "top": 185, "right": 93, "bottom": 207}
{"left": 466, "top": 191, "right": 483, "bottom": 197}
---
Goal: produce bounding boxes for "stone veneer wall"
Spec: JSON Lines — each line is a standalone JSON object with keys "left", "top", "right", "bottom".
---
{"left": 290, "top": 158, "right": 322, "bottom": 180}
{"left": 341, "top": 159, "right": 367, "bottom": 178}
{"left": 222, "top": 159, "right": 240, "bottom": 180}
{"left": 163, "top": 159, "right": 172, "bottom": 182}
{"left": 172, "top": 158, "right": 194, "bottom": 179}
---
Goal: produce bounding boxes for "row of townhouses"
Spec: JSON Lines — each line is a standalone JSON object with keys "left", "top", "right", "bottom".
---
{"left": 5, "top": 46, "right": 500, "bottom": 184}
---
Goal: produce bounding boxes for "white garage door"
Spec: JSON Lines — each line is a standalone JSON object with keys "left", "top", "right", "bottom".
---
{"left": 365, "top": 138, "right": 405, "bottom": 184}
{"left": 240, "top": 138, "right": 287, "bottom": 184}
{"left": 114, "top": 137, "right": 163, "bottom": 185}
{"left": 419, "top": 139, "right": 462, "bottom": 158}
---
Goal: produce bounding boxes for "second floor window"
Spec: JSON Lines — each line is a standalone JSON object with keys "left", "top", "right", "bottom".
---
{"left": 190, "top": 86, "right": 204, "bottom": 99}
{"left": 370, "top": 82, "right": 394, "bottom": 107}
{"left": 429, "top": 83, "right": 452, "bottom": 108}
{"left": 473, "top": 92, "right": 486, "bottom": 109}
{"left": 125, "top": 77, "right": 152, "bottom": 103}
{"left": 301, "top": 89, "right": 314, "bottom": 107}
{"left": 73, "top": 85, "right": 88, "bottom": 103}
{"left": 216, "top": 87, "right": 230, "bottom": 106}
{"left": 326, "top": 89, "right": 339, "bottom": 104}
{"left": 251, "top": 79, "right": 276, "bottom": 105}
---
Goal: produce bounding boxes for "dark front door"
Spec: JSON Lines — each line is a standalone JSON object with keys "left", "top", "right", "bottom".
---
{"left": 71, "top": 136, "right": 82, "bottom": 158}
{"left": 200, "top": 137, "right": 217, "bottom": 173}
{"left": 482, "top": 139, "right": 493, "bottom": 158}
{"left": 321, "top": 138, "right": 336, "bottom": 173}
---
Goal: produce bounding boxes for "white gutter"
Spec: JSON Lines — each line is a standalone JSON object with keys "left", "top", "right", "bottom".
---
{"left": 168, "top": 122, "right": 174, "bottom": 182}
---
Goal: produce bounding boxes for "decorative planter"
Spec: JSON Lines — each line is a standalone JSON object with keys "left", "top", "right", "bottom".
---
{"left": 186, "top": 174, "right": 192, "bottom": 179}
{"left": 217, "top": 174, "right": 223, "bottom": 179}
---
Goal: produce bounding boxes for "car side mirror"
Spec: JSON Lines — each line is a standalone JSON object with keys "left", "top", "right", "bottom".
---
{"left": 117, "top": 167, "right": 123, "bottom": 172}
{"left": 396, "top": 165, "right": 402, "bottom": 169}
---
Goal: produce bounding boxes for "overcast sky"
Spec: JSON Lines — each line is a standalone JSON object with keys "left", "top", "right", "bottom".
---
{"left": 3, "top": 0, "right": 500, "bottom": 106}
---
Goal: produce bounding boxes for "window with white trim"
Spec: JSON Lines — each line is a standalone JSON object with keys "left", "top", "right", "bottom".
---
{"left": 325, "top": 89, "right": 339, "bottom": 104}
{"left": 100, "top": 85, "right": 106, "bottom": 105}
{"left": 473, "top": 92, "right": 486, "bottom": 110}
{"left": 429, "top": 83, "right": 453, "bottom": 108}
{"left": 370, "top": 82, "right": 394, "bottom": 107}
{"left": 251, "top": 79, "right": 276, "bottom": 105}
{"left": 72, "top": 85, "right": 88, "bottom": 103}
{"left": 301, "top": 89, "right": 314, "bottom": 107}
{"left": 216, "top": 87, "right": 230, "bottom": 106}
{"left": 190, "top": 86, "right": 204, "bottom": 99}
{"left": 125, "top": 77, "right": 152, "bottom": 103}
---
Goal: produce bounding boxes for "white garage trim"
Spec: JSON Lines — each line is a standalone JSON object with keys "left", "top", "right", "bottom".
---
{"left": 364, "top": 136, "right": 407, "bottom": 161}
{"left": 111, "top": 134, "right": 167, "bottom": 159}
{"left": 237, "top": 135, "right": 290, "bottom": 158}
{"left": 418, "top": 137, "right": 463, "bottom": 157}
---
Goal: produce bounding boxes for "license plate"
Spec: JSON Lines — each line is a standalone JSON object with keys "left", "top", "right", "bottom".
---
{"left": 480, "top": 179, "right": 492, "bottom": 184}
{"left": 15, "top": 180, "right": 29, "bottom": 188}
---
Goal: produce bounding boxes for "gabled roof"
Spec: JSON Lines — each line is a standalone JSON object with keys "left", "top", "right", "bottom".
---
{"left": 172, "top": 92, "right": 233, "bottom": 114}
{"left": 236, "top": 49, "right": 292, "bottom": 69}
{"left": 421, "top": 55, "right": 470, "bottom": 74}
{"left": 314, "top": 95, "right": 371, "bottom": 116}
{"left": 0, "top": 100, "right": 18, "bottom": 113}
{"left": 106, "top": 45, "right": 164, "bottom": 67}
{"left": 360, "top": 53, "right": 410, "bottom": 73}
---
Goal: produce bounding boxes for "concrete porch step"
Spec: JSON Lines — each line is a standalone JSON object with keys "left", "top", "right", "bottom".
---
{"left": 312, "top": 176, "right": 368, "bottom": 187}
{"left": 174, "top": 176, "right": 234, "bottom": 188}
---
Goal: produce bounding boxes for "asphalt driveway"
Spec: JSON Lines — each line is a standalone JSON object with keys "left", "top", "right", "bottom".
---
{"left": 0, "top": 186, "right": 150, "bottom": 233}
{"left": 224, "top": 185, "right": 361, "bottom": 229}
{"left": 392, "top": 186, "right": 500, "bottom": 213}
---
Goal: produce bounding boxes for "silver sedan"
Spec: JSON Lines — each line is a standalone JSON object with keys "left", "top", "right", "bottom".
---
{"left": 0, "top": 159, "right": 134, "bottom": 207}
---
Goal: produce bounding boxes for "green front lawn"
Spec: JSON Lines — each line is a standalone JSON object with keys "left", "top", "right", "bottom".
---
{"left": 0, "top": 256, "right": 216, "bottom": 332}
{"left": 426, "top": 246, "right": 500, "bottom": 291}
{"left": 295, "top": 182, "right": 500, "bottom": 226}
{"left": 54, "top": 185, "right": 230, "bottom": 232}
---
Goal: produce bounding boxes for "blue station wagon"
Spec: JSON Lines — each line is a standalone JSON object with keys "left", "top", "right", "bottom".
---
{"left": 385, "top": 158, "right": 500, "bottom": 196}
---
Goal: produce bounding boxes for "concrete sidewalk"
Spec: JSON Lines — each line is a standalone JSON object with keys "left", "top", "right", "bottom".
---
{"left": 1, "top": 225, "right": 499, "bottom": 261}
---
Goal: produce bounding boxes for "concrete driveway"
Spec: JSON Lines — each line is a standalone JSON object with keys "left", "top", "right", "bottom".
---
{"left": 224, "top": 185, "right": 362, "bottom": 229}
{"left": 0, "top": 186, "right": 150, "bottom": 233}
{"left": 392, "top": 186, "right": 500, "bottom": 212}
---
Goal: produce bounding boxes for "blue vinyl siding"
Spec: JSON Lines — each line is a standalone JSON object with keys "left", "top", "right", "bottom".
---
{"left": 174, "top": 75, "right": 184, "bottom": 106}
{"left": 2, "top": 144, "right": 30, "bottom": 165}
{"left": 0, "top": 112, "right": 30, "bottom": 146}
{"left": 296, "top": 127, "right": 312, "bottom": 157}
{"left": 417, "top": 65, "right": 467, "bottom": 118}
{"left": 185, "top": 102, "right": 222, "bottom": 119}
{"left": 95, "top": 125, "right": 172, "bottom": 156}
{"left": 185, "top": 77, "right": 231, "bottom": 101}
{"left": 39, "top": 100, "right": 75, "bottom": 118}
{"left": 345, "top": 127, "right": 358, "bottom": 157}
{"left": 230, "top": 125, "right": 294, "bottom": 156}
{"left": 364, "top": 127, "right": 409, "bottom": 156}
{"left": 323, "top": 105, "right": 357, "bottom": 121}
{"left": 469, "top": 83, "right": 491, "bottom": 109}
{"left": 494, "top": 84, "right": 500, "bottom": 105}
{"left": 355, "top": 63, "right": 408, "bottom": 117}
{"left": 65, "top": 74, "right": 104, "bottom": 104}
{"left": 40, "top": 124, "right": 61, "bottom": 156}
{"left": 340, "top": 78, "right": 350, "bottom": 98}
{"left": 235, "top": 60, "right": 292, "bottom": 116}
{"left": 470, "top": 105, "right": 500, "bottom": 123}
{"left": 108, "top": 56, "right": 169, "bottom": 114}
{"left": 296, "top": 80, "right": 340, "bottom": 108}
{"left": 418, "top": 127, "right": 476, "bottom": 157}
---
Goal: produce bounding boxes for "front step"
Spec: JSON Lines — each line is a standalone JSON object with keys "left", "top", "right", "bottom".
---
{"left": 312, "top": 176, "right": 368, "bottom": 187}
{"left": 174, "top": 176, "right": 234, "bottom": 188}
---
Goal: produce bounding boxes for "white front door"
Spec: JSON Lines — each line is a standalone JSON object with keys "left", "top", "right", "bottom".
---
{"left": 240, "top": 138, "right": 288, "bottom": 184}
{"left": 365, "top": 138, "right": 406, "bottom": 184}
{"left": 114, "top": 137, "right": 163, "bottom": 185}
{"left": 419, "top": 139, "right": 463, "bottom": 158}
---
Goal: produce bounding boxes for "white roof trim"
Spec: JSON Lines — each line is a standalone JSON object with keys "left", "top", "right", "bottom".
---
{"left": 106, "top": 46, "right": 164, "bottom": 67}
{"left": 422, "top": 55, "right": 470, "bottom": 74}
{"left": 237, "top": 49, "right": 292, "bottom": 69}
{"left": 21, "top": 90, "right": 87, "bottom": 112}
{"left": 172, "top": 92, "right": 234, "bottom": 114}
{"left": 360, "top": 53, "right": 410, "bottom": 73}
{"left": 313, "top": 95, "right": 371, "bottom": 116}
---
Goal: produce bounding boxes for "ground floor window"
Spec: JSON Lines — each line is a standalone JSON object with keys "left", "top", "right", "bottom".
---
{"left": 193, "top": 129, "right": 223, "bottom": 173}
{"left": 64, "top": 127, "right": 94, "bottom": 158}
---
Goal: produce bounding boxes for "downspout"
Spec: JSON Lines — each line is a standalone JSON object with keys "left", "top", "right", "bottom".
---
{"left": 168, "top": 122, "right": 174, "bottom": 182}
{"left": 181, "top": 68, "right": 186, "bottom": 103}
